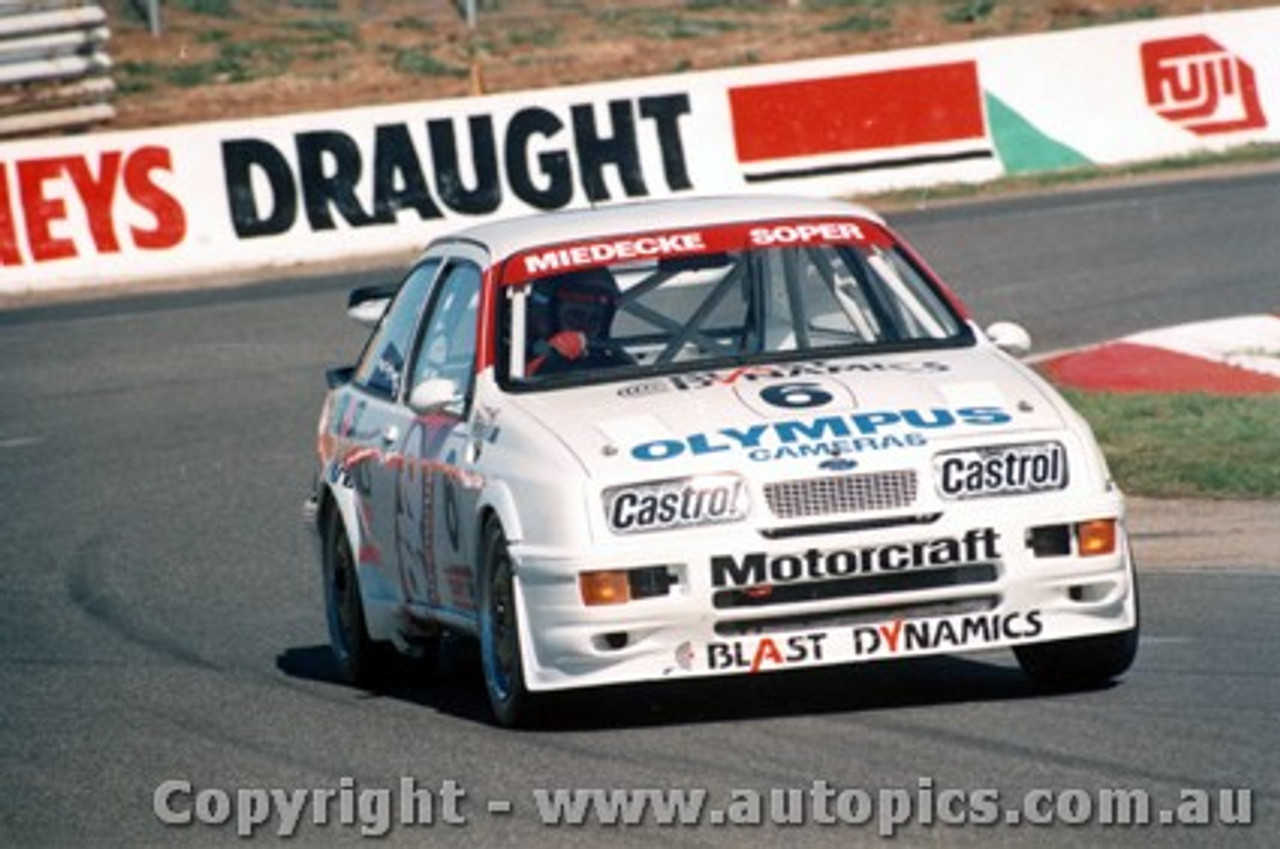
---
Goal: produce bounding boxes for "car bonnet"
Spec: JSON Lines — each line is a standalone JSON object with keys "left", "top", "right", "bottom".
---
{"left": 504, "top": 346, "right": 1069, "bottom": 479}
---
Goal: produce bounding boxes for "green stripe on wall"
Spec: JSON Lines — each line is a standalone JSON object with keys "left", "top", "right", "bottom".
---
{"left": 985, "top": 92, "right": 1092, "bottom": 173}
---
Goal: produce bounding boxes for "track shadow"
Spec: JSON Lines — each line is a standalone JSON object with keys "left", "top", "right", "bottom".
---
{"left": 277, "top": 638, "right": 1114, "bottom": 731}
{"left": 276, "top": 638, "right": 494, "bottom": 724}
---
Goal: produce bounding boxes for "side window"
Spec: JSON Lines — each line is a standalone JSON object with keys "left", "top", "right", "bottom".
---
{"left": 353, "top": 260, "right": 441, "bottom": 398}
{"left": 408, "top": 262, "right": 483, "bottom": 405}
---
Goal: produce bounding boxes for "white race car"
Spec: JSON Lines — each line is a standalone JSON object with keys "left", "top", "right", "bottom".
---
{"left": 306, "top": 195, "right": 1138, "bottom": 727}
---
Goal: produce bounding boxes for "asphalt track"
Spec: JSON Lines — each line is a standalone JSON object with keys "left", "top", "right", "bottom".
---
{"left": 1, "top": 170, "right": 1277, "bottom": 847}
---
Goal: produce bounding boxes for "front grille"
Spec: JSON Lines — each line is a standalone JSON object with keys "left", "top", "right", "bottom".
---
{"left": 712, "top": 563, "right": 998, "bottom": 610}
{"left": 715, "top": 595, "right": 1000, "bottom": 637}
{"left": 764, "top": 470, "right": 917, "bottom": 519}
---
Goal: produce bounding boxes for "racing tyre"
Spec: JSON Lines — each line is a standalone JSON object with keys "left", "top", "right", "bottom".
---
{"left": 1014, "top": 626, "right": 1139, "bottom": 689}
{"left": 323, "top": 510, "right": 396, "bottom": 686}
{"left": 479, "top": 521, "right": 539, "bottom": 727}
{"left": 1016, "top": 555, "right": 1140, "bottom": 689}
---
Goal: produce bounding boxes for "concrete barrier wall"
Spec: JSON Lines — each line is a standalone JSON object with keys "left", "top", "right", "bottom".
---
{"left": 1, "top": 8, "right": 1276, "bottom": 295}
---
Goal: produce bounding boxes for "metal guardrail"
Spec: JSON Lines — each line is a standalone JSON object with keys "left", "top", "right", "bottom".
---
{"left": 0, "top": 2, "right": 115, "bottom": 138}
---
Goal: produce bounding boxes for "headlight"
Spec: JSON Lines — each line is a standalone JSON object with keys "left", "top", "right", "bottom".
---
{"left": 935, "top": 441, "right": 1068, "bottom": 499}
{"left": 603, "top": 474, "right": 749, "bottom": 534}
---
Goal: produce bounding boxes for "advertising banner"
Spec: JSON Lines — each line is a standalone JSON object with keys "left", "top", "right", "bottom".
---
{"left": 1, "top": 8, "right": 1276, "bottom": 295}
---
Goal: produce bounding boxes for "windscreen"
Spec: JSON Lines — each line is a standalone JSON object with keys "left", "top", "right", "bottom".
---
{"left": 498, "top": 219, "right": 970, "bottom": 386}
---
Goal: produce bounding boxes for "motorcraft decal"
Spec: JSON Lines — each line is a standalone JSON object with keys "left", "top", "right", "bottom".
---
{"left": 710, "top": 527, "right": 1000, "bottom": 588}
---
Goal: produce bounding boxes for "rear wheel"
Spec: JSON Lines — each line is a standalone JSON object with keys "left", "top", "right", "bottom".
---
{"left": 479, "top": 521, "right": 538, "bottom": 727}
{"left": 323, "top": 510, "right": 395, "bottom": 685}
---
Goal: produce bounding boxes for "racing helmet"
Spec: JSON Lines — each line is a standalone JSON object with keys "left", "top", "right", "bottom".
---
{"left": 547, "top": 268, "right": 621, "bottom": 336}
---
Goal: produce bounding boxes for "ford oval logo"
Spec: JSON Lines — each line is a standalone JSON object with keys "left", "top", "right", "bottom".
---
{"left": 819, "top": 457, "right": 859, "bottom": 471}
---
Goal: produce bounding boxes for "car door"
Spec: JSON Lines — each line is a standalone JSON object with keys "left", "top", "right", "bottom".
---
{"left": 344, "top": 259, "right": 441, "bottom": 608}
{"left": 396, "top": 245, "right": 488, "bottom": 620}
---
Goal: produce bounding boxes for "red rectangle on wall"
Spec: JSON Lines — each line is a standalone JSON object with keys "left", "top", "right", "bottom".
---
{"left": 730, "top": 62, "right": 986, "bottom": 163}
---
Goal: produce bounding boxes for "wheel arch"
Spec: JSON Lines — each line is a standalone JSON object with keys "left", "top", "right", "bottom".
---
{"left": 316, "top": 477, "right": 401, "bottom": 644}
{"left": 476, "top": 480, "right": 525, "bottom": 546}
{"left": 315, "top": 480, "right": 339, "bottom": 539}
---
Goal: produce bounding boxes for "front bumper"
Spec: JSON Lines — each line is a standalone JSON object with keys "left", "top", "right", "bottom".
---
{"left": 509, "top": 497, "right": 1137, "bottom": 692}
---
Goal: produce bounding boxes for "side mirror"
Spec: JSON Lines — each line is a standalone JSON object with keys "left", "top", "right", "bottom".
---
{"left": 985, "top": 321, "right": 1032, "bottom": 357}
{"left": 346, "top": 284, "right": 397, "bottom": 328}
{"left": 325, "top": 365, "right": 355, "bottom": 389}
{"left": 408, "top": 377, "right": 461, "bottom": 414}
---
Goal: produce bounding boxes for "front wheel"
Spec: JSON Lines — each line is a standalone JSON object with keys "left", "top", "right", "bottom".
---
{"left": 478, "top": 521, "right": 539, "bottom": 727}
{"left": 1014, "top": 625, "right": 1139, "bottom": 689}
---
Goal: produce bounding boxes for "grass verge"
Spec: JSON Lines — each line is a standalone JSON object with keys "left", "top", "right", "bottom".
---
{"left": 865, "top": 143, "right": 1280, "bottom": 210}
{"left": 1062, "top": 389, "right": 1280, "bottom": 500}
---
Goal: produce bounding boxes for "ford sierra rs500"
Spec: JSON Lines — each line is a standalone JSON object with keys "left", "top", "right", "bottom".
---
{"left": 306, "top": 196, "right": 1138, "bottom": 727}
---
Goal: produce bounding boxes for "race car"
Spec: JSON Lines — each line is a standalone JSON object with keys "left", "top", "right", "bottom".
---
{"left": 305, "top": 195, "right": 1138, "bottom": 727}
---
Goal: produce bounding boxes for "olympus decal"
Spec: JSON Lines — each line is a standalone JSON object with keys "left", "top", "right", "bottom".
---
{"left": 604, "top": 475, "right": 748, "bottom": 534}
{"left": 631, "top": 406, "right": 1012, "bottom": 463}
{"left": 710, "top": 528, "right": 1000, "bottom": 588}
{"left": 936, "top": 442, "right": 1067, "bottom": 499}
{"left": 851, "top": 611, "right": 1044, "bottom": 657}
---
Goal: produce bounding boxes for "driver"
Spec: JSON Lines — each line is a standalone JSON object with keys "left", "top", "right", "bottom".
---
{"left": 528, "top": 268, "right": 633, "bottom": 375}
